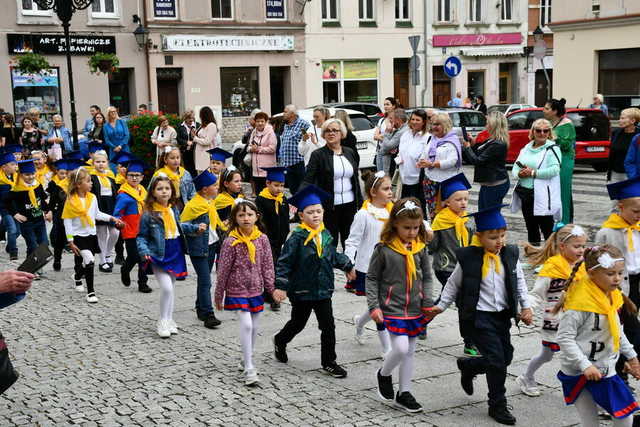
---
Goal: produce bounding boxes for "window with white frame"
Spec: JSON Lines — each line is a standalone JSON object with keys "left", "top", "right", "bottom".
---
{"left": 500, "top": 0, "right": 512, "bottom": 21}
{"left": 395, "top": 0, "right": 410, "bottom": 21}
{"left": 20, "top": 0, "right": 52, "bottom": 15}
{"left": 322, "top": 0, "right": 339, "bottom": 21}
{"left": 359, "top": 0, "right": 374, "bottom": 21}
{"left": 540, "top": 0, "right": 552, "bottom": 27}
{"left": 468, "top": 0, "right": 481, "bottom": 22}
{"left": 91, "top": 0, "right": 118, "bottom": 18}
{"left": 212, "top": 0, "right": 233, "bottom": 19}
{"left": 438, "top": 0, "right": 452, "bottom": 22}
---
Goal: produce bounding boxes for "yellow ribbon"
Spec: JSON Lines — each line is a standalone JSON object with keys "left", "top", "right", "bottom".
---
{"left": 118, "top": 182, "right": 147, "bottom": 213}
{"left": 386, "top": 237, "right": 426, "bottom": 290}
{"left": 115, "top": 172, "right": 126, "bottom": 186}
{"left": 90, "top": 168, "right": 115, "bottom": 188}
{"left": 215, "top": 192, "right": 242, "bottom": 210}
{"left": 431, "top": 207, "right": 470, "bottom": 247}
{"left": 299, "top": 222, "right": 325, "bottom": 258}
{"left": 0, "top": 169, "right": 16, "bottom": 188}
{"left": 471, "top": 238, "right": 502, "bottom": 278}
{"left": 258, "top": 187, "right": 284, "bottom": 214}
{"left": 35, "top": 165, "right": 51, "bottom": 186}
{"left": 154, "top": 166, "right": 186, "bottom": 198}
{"left": 62, "top": 193, "right": 96, "bottom": 227}
{"left": 602, "top": 213, "right": 640, "bottom": 251}
{"left": 51, "top": 175, "right": 69, "bottom": 192}
{"left": 152, "top": 203, "right": 178, "bottom": 239}
{"left": 229, "top": 226, "right": 263, "bottom": 264}
{"left": 180, "top": 193, "right": 223, "bottom": 231}
{"left": 538, "top": 254, "right": 586, "bottom": 282}
{"left": 12, "top": 178, "right": 40, "bottom": 208}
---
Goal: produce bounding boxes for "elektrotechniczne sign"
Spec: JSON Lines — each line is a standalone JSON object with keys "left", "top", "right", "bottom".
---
{"left": 162, "top": 35, "right": 294, "bottom": 52}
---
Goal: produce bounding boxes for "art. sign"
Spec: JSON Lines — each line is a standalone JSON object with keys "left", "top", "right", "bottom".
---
{"left": 163, "top": 35, "right": 294, "bottom": 52}
{"left": 266, "top": 0, "right": 285, "bottom": 19}
{"left": 432, "top": 33, "right": 522, "bottom": 47}
{"left": 7, "top": 34, "right": 116, "bottom": 55}
{"left": 154, "top": 0, "right": 177, "bottom": 18}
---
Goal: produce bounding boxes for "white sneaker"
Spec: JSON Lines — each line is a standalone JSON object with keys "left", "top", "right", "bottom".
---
{"left": 75, "top": 284, "right": 85, "bottom": 293}
{"left": 86, "top": 293, "right": 98, "bottom": 304}
{"left": 244, "top": 368, "right": 259, "bottom": 386}
{"left": 157, "top": 319, "right": 171, "bottom": 338}
{"left": 238, "top": 360, "right": 244, "bottom": 372}
{"left": 516, "top": 375, "right": 541, "bottom": 397}
{"left": 353, "top": 315, "right": 365, "bottom": 345}
{"left": 167, "top": 320, "right": 178, "bottom": 335}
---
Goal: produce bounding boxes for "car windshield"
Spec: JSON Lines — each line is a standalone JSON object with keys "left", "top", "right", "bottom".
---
{"left": 568, "top": 111, "right": 609, "bottom": 141}
{"left": 350, "top": 115, "right": 374, "bottom": 131}
{"left": 457, "top": 112, "right": 487, "bottom": 128}
{"left": 488, "top": 105, "right": 508, "bottom": 113}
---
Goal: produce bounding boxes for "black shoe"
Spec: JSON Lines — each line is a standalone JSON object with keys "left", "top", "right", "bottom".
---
{"left": 273, "top": 334, "right": 288, "bottom": 363}
{"left": 204, "top": 313, "right": 221, "bottom": 329}
{"left": 121, "top": 270, "right": 131, "bottom": 287}
{"left": 457, "top": 358, "right": 475, "bottom": 396}
{"left": 176, "top": 276, "right": 185, "bottom": 281}
{"left": 9, "top": 252, "right": 17, "bottom": 261}
{"left": 488, "top": 405, "right": 516, "bottom": 425}
{"left": 395, "top": 391, "right": 423, "bottom": 413}
{"left": 376, "top": 369, "right": 394, "bottom": 401}
{"left": 99, "top": 263, "right": 112, "bottom": 273}
{"left": 270, "top": 302, "right": 281, "bottom": 311}
{"left": 108, "top": 262, "right": 114, "bottom": 270}
{"left": 53, "top": 261, "right": 61, "bottom": 272}
{"left": 114, "top": 255, "right": 125, "bottom": 265}
{"left": 138, "top": 283, "right": 152, "bottom": 293}
{"left": 322, "top": 362, "right": 347, "bottom": 378}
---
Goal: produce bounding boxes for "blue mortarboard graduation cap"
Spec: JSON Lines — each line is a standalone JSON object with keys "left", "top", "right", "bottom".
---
{"left": 0, "top": 152, "right": 16, "bottom": 166}
{"left": 607, "top": 176, "right": 640, "bottom": 201}
{"left": 289, "top": 185, "right": 330, "bottom": 211}
{"left": 207, "top": 147, "right": 233, "bottom": 162}
{"left": 193, "top": 170, "right": 218, "bottom": 191}
{"left": 112, "top": 151, "right": 136, "bottom": 165}
{"left": 88, "top": 141, "right": 106, "bottom": 154}
{"left": 261, "top": 166, "right": 287, "bottom": 183}
{"left": 123, "top": 159, "right": 147, "bottom": 174}
{"left": 440, "top": 173, "right": 471, "bottom": 201}
{"left": 466, "top": 204, "right": 508, "bottom": 232}
{"left": 17, "top": 159, "right": 36, "bottom": 174}
{"left": 65, "top": 150, "right": 85, "bottom": 161}
{"left": 3, "top": 145, "right": 22, "bottom": 154}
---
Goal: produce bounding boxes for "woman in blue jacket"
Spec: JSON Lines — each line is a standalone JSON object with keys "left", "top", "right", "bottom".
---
{"left": 103, "top": 106, "right": 130, "bottom": 161}
{"left": 620, "top": 108, "right": 640, "bottom": 179}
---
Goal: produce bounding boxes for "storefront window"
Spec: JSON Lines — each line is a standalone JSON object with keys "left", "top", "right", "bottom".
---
{"left": 321, "top": 60, "right": 378, "bottom": 104}
{"left": 467, "top": 71, "right": 485, "bottom": 100}
{"left": 598, "top": 48, "right": 640, "bottom": 119}
{"left": 220, "top": 67, "right": 260, "bottom": 117}
{"left": 11, "top": 67, "right": 62, "bottom": 124}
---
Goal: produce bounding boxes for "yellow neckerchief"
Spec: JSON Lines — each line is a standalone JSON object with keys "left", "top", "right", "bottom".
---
{"left": 539, "top": 254, "right": 587, "bottom": 282}
{"left": 602, "top": 213, "right": 640, "bottom": 251}
{"left": 386, "top": 237, "right": 426, "bottom": 290}
{"left": 471, "top": 239, "right": 502, "bottom": 278}
{"left": 229, "top": 226, "right": 263, "bottom": 264}
{"left": 180, "top": 192, "right": 223, "bottom": 231}
{"left": 564, "top": 276, "right": 623, "bottom": 351}
{"left": 118, "top": 182, "right": 147, "bottom": 213}
{"left": 361, "top": 200, "right": 393, "bottom": 222}
{"left": 154, "top": 166, "right": 186, "bottom": 198}
{"left": 90, "top": 168, "right": 115, "bottom": 188}
{"left": 431, "top": 207, "right": 470, "bottom": 247}
{"left": 51, "top": 175, "right": 69, "bottom": 192}
{"left": 84, "top": 159, "right": 95, "bottom": 174}
{"left": 35, "top": 165, "right": 51, "bottom": 186}
{"left": 299, "top": 222, "right": 325, "bottom": 258}
{"left": 152, "top": 202, "right": 177, "bottom": 238}
{"left": 61, "top": 192, "right": 96, "bottom": 227}
{"left": 215, "top": 192, "right": 242, "bottom": 210}
{"left": 12, "top": 177, "right": 40, "bottom": 207}
{"left": 115, "top": 172, "right": 126, "bottom": 186}
{"left": 0, "top": 169, "right": 16, "bottom": 187}
{"left": 258, "top": 187, "right": 284, "bottom": 214}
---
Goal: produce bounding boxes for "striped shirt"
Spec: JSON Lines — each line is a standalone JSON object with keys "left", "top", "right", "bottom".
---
{"left": 278, "top": 117, "right": 310, "bottom": 167}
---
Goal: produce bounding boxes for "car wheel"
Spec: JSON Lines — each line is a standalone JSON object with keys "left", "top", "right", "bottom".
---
{"left": 592, "top": 162, "right": 608, "bottom": 172}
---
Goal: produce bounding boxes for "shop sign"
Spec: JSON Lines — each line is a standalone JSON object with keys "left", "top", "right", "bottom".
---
{"left": 266, "top": 0, "right": 286, "bottom": 19}
{"left": 322, "top": 62, "right": 340, "bottom": 80}
{"left": 162, "top": 35, "right": 294, "bottom": 52}
{"left": 7, "top": 34, "right": 116, "bottom": 55}
{"left": 11, "top": 68, "right": 59, "bottom": 87}
{"left": 432, "top": 33, "right": 522, "bottom": 47}
{"left": 343, "top": 61, "right": 378, "bottom": 79}
{"left": 154, "top": 0, "right": 177, "bottom": 18}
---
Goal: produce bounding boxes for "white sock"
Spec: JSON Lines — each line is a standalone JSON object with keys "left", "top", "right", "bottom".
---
{"left": 105, "top": 226, "right": 119, "bottom": 263}
{"left": 251, "top": 312, "right": 261, "bottom": 352}
{"left": 380, "top": 334, "right": 409, "bottom": 377}
{"left": 96, "top": 225, "right": 109, "bottom": 264}
{"left": 524, "top": 345, "right": 554, "bottom": 382}
{"left": 378, "top": 329, "right": 391, "bottom": 355}
{"left": 356, "top": 309, "right": 371, "bottom": 331}
{"left": 398, "top": 337, "right": 417, "bottom": 393}
{"left": 153, "top": 266, "right": 174, "bottom": 321}
{"left": 239, "top": 311, "right": 256, "bottom": 370}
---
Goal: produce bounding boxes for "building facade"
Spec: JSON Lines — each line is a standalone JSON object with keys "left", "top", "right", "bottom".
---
{"left": 550, "top": 0, "right": 640, "bottom": 118}
{"left": 526, "top": 0, "right": 554, "bottom": 106}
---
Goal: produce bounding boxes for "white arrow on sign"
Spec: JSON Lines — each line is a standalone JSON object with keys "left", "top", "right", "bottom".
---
{"left": 446, "top": 61, "right": 459, "bottom": 75}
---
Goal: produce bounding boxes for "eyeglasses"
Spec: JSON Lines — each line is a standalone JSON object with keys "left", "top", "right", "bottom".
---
{"left": 325, "top": 128, "right": 341, "bottom": 134}
{"left": 126, "top": 173, "right": 143, "bottom": 179}
{"left": 534, "top": 128, "right": 550, "bottom": 134}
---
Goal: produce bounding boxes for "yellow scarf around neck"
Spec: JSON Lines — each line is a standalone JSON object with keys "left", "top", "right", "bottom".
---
{"left": 13, "top": 178, "right": 40, "bottom": 207}
{"left": 115, "top": 172, "right": 126, "bottom": 186}
{"left": 215, "top": 192, "right": 242, "bottom": 211}
{"left": 602, "top": 213, "right": 640, "bottom": 251}
{"left": 472, "top": 239, "right": 502, "bottom": 279}
{"left": 91, "top": 168, "right": 115, "bottom": 188}
{"left": 431, "top": 207, "right": 470, "bottom": 247}
{"left": 258, "top": 187, "right": 284, "bottom": 214}
{"left": 35, "top": 165, "right": 51, "bottom": 185}
{"left": 154, "top": 166, "right": 185, "bottom": 197}
{"left": 361, "top": 200, "right": 393, "bottom": 222}
{"left": 387, "top": 237, "right": 426, "bottom": 290}
{"left": 180, "top": 193, "right": 222, "bottom": 231}
{"left": 61, "top": 192, "right": 96, "bottom": 227}
{"left": 229, "top": 226, "right": 263, "bottom": 264}
{"left": 299, "top": 222, "right": 325, "bottom": 258}
{"left": 539, "top": 254, "right": 586, "bottom": 282}
{"left": 152, "top": 202, "right": 177, "bottom": 238}
{"left": 0, "top": 169, "right": 16, "bottom": 187}
{"left": 119, "top": 182, "right": 147, "bottom": 213}
{"left": 52, "top": 175, "right": 69, "bottom": 192}
{"left": 564, "top": 276, "right": 623, "bottom": 351}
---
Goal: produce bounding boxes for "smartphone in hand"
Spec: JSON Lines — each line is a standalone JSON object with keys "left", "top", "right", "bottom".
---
{"left": 515, "top": 161, "right": 525, "bottom": 168}
{"left": 461, "top": 126, "right": 469, "bottom": 142}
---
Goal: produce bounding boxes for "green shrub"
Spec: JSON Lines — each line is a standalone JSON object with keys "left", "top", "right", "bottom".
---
{"left": 127, "top": 111, "right": 181, "bottom": 172}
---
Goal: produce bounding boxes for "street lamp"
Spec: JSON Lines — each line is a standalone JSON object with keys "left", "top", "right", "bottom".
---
{"left": 532, "top": 26, "right": 551, "bottom": 100}
{"left": 132, "top": 15, "right": 150, "bottom": 50}
{"left": 34, "top": 0, "right": 94, "bottom": 150}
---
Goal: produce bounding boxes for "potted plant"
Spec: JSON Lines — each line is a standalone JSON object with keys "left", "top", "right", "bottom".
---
{"left": 12, "top": 53, "right": 51, "bottom": 75}
{"left": 88, "top": 52, "right": 120, "bottom": 75}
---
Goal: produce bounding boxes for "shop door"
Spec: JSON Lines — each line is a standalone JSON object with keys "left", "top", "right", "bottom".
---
{"left": 323, "top": 81, "right": 340, "bottom": 103}
{"left": 270, "top": 66, "right": 290, "bottom": 115}
{"left": 432, "top": 66, "right": 450, "bottom": 108}
{"left": 108, "top": 68, "right": 131, "bottom": 116}
{"left": 156, "top": 68, "right": 182, "bottom": 115}
{"left": 394, "top": 58, "right": 410, "bottom": 108}
{"left": 499, "top": 63, "right": 517, "bottom": 104}
{"left": 535, "top": 69, "right": 553, "bottom": 107}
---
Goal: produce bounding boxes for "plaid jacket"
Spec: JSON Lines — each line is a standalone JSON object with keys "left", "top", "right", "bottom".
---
{"left": 278, "top": 117, "right": 310, "bottom": 167}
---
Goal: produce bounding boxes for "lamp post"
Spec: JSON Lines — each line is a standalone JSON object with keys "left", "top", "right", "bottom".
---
{"left": 34, "top": 0, "right": 94, "bottom": 150}
{"left": 133, "top": 14, "right": 153, "bottom": 112}
{"left": 533, "top": 25, "right": 551, "bottom": 100}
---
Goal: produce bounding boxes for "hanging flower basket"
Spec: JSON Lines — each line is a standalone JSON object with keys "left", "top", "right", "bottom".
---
{"left": 88, "top": 52, "right": 120, "bottom": 75}
{"left": 11, "top": 53, "right": 51, "bottom": 75}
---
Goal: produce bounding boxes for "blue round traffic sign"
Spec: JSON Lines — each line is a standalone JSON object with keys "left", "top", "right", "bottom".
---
{"left": 444, "top": 56, "right": 462, "bottom": 78}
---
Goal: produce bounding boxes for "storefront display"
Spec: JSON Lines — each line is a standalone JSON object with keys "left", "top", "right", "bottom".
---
{"left": 220, "top": 67, "right": 260, "bottom": 117}
{"left": 321, "top": 60, "right": 378, "bottom": 104}
{"left": 10, "top": 67, "right": 62, "bottom": 124}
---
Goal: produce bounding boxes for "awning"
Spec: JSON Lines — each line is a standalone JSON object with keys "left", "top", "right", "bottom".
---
{"left": 460, "top": 46, "right": 523, "bottom": 57}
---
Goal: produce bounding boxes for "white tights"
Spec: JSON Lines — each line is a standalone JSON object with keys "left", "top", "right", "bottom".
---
{"left": 574, "top": 390, "right": 633, "bottom": 427}
{"left": 238, "top": 311, "right": 261, "bottom": 371}
{"left": 97, "top": 225, "right": 119, "bottom": 264}
{"left": 153, "top": 266, "right": 175, "bottom": 321}
{"left": 356, "top": 309, "right": 391, "bottom": 354}
{"left": 380, "top": 334, "right": 417, "bottom": 393}
{"left": 524, "top": 345, "right": 555, "bottom": 381}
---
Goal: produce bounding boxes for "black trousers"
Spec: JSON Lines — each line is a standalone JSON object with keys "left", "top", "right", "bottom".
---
{"left": 252, "top": 176, "right": 267, "bottom": 196}
{"left": 516, "top": 186, "right": 554, "bottom": 245}
{"left": 401, "top": 182, "right": 426, "bottom": 214}
{"left": 459, "top": 311, "right": 513, "bottom": 408}
{"left": 285, "top": 162, "right": 305, "bottom": 195}
{"left": 121, "top": 238, "right": 147, "bottom": 285}
{"left": 274, "top": 298, "right": 336, "bottom": 366}
{"left": 435, "top": 270, "right": 474, "bottom": 347}
{"left": 115, "top": 235, "right": 124, "bottom": 259}
{"left": 629, "top": 274, "right": 640, "bottom": 309}
{"left": 324, "top": 201, "right": 356, "bottom": 249}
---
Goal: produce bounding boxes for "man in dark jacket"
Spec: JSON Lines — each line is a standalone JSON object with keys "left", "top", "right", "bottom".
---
{"left": 176, "top": 111, "right": 199, "bottom": 176}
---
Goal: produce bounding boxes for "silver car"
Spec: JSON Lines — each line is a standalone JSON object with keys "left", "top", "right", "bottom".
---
{"left": 405, "top": 107, "right": 487, "bottom": 141}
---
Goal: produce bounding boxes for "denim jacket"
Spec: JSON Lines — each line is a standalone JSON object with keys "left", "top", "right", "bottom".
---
{"left": 137, "top": 206, "right": 188, "bottom": 259}
{"left": 46, "top": 126, "right": 73, "bottom": 152}
{"left": 180, "top": 212, "right": 214, "bottom": 257}
{"left": 179, "top": 172, "right": 196, "bottom": 206}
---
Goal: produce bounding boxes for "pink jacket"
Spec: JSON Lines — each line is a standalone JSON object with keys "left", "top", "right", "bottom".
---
{"left": 214, "top": 233, "right": 275, "bottom": 304}
{"left": 250, "top": 124, "right": 277, "bottom": 178}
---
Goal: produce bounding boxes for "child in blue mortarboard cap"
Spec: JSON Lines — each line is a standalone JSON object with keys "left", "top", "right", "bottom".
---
{"left": 272, "top": 185, "right": 355, "bottom": 377}
{"left": 0, "top": 152, "right": 19, "bottom": 260}
{"left": 425, "top": 205, "right": 534, "bottom": 425}
{"left": 207, "top": 147, "right": 233, "bottom": 180}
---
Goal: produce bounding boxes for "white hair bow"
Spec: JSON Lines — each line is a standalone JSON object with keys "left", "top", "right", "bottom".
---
{"left": 163, "top": 146, "right": 173, "bottom": 154}
{"left": 589, "top": 253, "right": 624, "bottom": 270}
{"left": 373, "top": 170, "right": 385, "bottom": 187}
{"left": 397, "top": 200, "right": 419, "bottom": 214}
{"left": 561, "top": 225, "right": 586, "bottom": 242}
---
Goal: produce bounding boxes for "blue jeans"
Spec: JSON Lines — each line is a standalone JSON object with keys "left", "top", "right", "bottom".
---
{"left": 478, "top": 180, "right": 510, "bottom": 211}
{"left": 1, "top": 213, "right": 20, "bottom": 255}
{"left": 190, "top": 243, "right": 217, "bottom": 317}
{"left": 20, "top": 218, "right": 48, "bottom": 256}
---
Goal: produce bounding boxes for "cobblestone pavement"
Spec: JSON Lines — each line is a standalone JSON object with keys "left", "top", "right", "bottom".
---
{"left": 0, "top": 166, "right": 626, "bottom": 426}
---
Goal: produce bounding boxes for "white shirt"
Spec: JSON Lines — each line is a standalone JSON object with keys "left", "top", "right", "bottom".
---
{"left": 333, "top": 153, "right": 354, "bottom": 205}
{"left": 625, "top": 231, "right": 640, "bottom": 274}
{"left": 63, "top": 195, "right": 112, "bottom": 241}
{"left": 398, "top": 131, "right": 430, "bottom": 185}
{"left": 298, "top": 127, "right": 326, "bottom": 166}
{"left": 437, "top": 259, "right": 531, "bottom": 312}
{"left": 423, "top": 138, "right": 462, "bottom": 182}
{"left": 344, "top": 206, "right": 389, "bottom": 272}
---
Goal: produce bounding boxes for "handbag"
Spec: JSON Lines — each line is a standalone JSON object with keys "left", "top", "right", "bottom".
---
{"left": 0, "top": 332, "right": 18, "bottom": 395}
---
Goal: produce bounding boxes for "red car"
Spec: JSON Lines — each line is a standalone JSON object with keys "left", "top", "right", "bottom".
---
{"left": 505, "top": 108, "right": 610, "bottom": 171}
